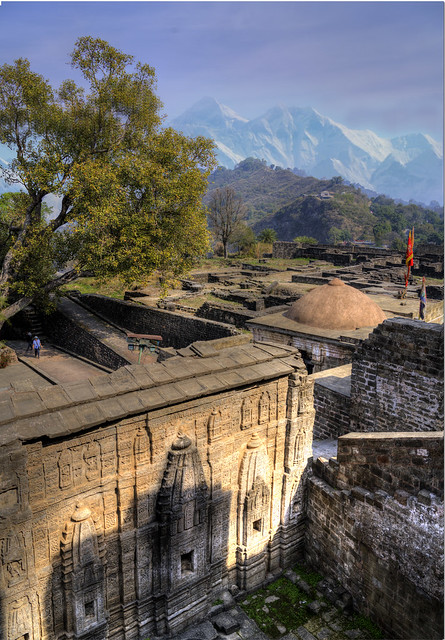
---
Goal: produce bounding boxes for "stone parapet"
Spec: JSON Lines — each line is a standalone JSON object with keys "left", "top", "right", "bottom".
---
{"left": 350, "top": 318, "right": 444, "bottom": 433}
{"left": 336, "top": 431, "right": 444, "bottom": 499}
{"left": 308, "top": 429, "right": 444, "bottom": 640}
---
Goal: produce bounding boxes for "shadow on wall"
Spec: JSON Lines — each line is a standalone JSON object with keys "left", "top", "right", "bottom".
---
{"left": 0, "top": 392, "right": 312, "bottom": 639}
{"left": 77, "top": 294, "right": 238, "bottom": 349}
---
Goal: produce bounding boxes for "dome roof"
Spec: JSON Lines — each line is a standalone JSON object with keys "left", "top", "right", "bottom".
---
{"left": 285, "top": 278, "right": 386, "bottom": 330}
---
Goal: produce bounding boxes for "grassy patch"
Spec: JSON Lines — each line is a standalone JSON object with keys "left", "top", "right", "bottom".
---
{"left": 60, "top": 276, "right": 128, "bottom": 299}
{"left": 241, "top": 574, "right": 314, "bottom": 638}
{"left": 176, "top": 293, "right": 245, "bottom": 310}
{"left": 293, "top": 565, "right": 323, "bottom": 589}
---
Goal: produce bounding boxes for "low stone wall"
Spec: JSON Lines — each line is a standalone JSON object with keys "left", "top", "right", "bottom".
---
{"left": 306, "top": 432, "right": 444, "bottom": 640}
{"left": 349, "top": 319, "right": 444, "bottom": 433}
{"left": 311, "top": 366, "right": 351, "bottom": 439}
{"left": 336, "top": 431, "right": 444, "bottom": 498}
{"left": 80, "top": 294, "right": 238, "bottom": 348}
{"left": 196, "top": 303, "right": 291, "bottom": 330}
{"left": 44, "top": 309, "right": 129, "bottom": 370}
{"left": 196, "top": 302, "right": 256, "bottom": 329}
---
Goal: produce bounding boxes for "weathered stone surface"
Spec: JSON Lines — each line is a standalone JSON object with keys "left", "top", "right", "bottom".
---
{"left": 350, "top": 318, "right": 444, "bottom": 433}
{"left": 213, "top": 612, "right": 240, "bottom": 633}
{"left": 0, "top": 343, "right": 313, "bottom": 639}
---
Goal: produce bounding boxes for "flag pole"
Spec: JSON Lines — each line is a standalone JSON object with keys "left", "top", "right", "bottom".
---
{"left": 419, "top": 275, "right": 427, "bottom": 320}
{"left": 403, "top": 227, "right": 414, "bottom": 298}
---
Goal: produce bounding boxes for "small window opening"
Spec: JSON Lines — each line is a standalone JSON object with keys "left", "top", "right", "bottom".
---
{"left": 253, "top": 519, "right": 262, "bottom": 532}
{"left": 85, "top": 600, "right": 95, "bottom": 618}
{"left": 181, "top": 550, "right": 194, "bottom": 575}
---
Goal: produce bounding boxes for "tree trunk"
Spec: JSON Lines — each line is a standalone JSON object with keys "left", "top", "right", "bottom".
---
{"left": 223, "top": 241, "right": 228, "bottom": 259}
{"left": 0, "top": 268, "right": 79, "bottom": 333}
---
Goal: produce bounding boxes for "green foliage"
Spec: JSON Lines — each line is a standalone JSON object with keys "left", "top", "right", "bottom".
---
{"left": 329, "top": 226, "right": 352, "bottom": 244}
{"left": 242, "top": 576, "right": 311, "bottom": 638}
{"left": 257, "top": 227, "right": 278, "bottom": 243}
{"left": 206, "top": 161, "right": 443, "bottom": 247}
{"left": 231, "top": 223, "right": 257, "bottom": 256}
{"left": 293, "top": 565, "right": 323, "bottom": 588}
{"left": 346, "top": 614, "right": 383, "bottom": 639}
{"left": 293, "top": 235, "right": 318, "bottom": 245}
{"left": 0, "top": 37, "right": 216, "bottom": 321}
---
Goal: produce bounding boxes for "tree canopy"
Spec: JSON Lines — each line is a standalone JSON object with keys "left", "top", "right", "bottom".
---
{"left": 0, "top": 37, "right": 216, "bottom": 328}
{"left": 257, "top": 228, "right": 277, "bottom": 244}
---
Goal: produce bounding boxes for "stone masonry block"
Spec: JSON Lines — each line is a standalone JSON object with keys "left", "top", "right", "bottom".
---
{"left": 62, "top": 379, "right": 99, "bottom": 404}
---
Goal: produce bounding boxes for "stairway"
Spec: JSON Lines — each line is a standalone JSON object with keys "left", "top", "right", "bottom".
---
{"left": 23, "top": 305, "right": 45, "bottom": 340}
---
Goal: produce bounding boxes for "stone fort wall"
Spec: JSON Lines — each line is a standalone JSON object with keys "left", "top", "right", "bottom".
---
{"left": 0, "top": 343, "right": 314, "bottom": 640}
{"left": 79, "top": 294, "right": 238, "bottom": 348}
{"left": 349, "top": 318, "right": 444, "bottom": 433}
{"left": 306, "top": 432, "right": 444, "bottom": 640}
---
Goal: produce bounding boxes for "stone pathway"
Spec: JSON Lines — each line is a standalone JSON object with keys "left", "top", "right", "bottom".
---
{"left": 6, "top": 340, "right": 107, "bottom": 385}
{"left": 57, "top": 296, "right": 157, "bottom": 366}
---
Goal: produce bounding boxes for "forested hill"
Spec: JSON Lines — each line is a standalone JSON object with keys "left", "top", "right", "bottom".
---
{"left": 204, "top": 158, "right": 343, "bottom": 224}
{"left": 204, "top": 159, "right": 443, "bottom": 247}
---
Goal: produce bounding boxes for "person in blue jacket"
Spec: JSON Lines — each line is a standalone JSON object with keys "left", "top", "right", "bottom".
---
{"left": 32, "top": 336, "right": 41, "bottom": 358}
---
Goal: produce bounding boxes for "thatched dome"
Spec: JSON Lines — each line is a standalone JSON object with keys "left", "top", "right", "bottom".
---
{"left": 285, "top": 278, "right": 386, "bottom": 330}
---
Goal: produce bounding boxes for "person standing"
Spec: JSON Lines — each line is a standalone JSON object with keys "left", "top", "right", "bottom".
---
{"left": 26, "top": 331, "right": 33, "bottom": 352}
{"left": 32, "top": 336, "right": 41, "bottom": 358}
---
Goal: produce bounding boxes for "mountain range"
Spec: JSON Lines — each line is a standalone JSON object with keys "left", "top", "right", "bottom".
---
{"left": 171, "top": 98, "right": 443, "bottom": 206}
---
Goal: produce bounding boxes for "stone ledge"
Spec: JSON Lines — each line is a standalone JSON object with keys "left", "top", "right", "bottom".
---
{"left": 0, "top": 350, "right": 298, "bottom": 445}
{"left": 0, "top": 342, "right": 299, "bottom": 429}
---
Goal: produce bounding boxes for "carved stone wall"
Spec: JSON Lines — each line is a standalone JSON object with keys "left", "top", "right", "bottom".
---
{"left": 0, "top": 343, "right": 313, "bottom": 639}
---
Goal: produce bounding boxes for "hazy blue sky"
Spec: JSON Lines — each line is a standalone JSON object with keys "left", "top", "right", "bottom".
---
{"left": 0, "top": 1, "right": 443, "bottom": 140}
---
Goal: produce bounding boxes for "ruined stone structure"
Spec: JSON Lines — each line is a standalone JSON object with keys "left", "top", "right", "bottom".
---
{"left": 349, "top": 318, "right": 444, "bottom": 433}
{"left": 311, "top": 318, "right": 444, "bottom": 439}
{"left": 0, "top": 342, "right": 314, "bottom": 639}
{"left": 307, "top": 432, "right": 444, "bottom": 640}
{"left": 247, "top": 279, "right": 388, "bottom": 372}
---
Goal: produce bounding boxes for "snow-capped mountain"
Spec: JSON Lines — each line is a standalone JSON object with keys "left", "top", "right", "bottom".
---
{"left": 171, "top": 98, "right": 443, "bottom": 205}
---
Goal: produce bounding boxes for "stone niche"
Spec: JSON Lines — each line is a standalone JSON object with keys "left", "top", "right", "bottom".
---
{"left": 0, "top": 343, "right": 314, "bottom": 639}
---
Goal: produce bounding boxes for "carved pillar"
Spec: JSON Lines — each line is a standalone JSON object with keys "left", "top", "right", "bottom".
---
{"left": 280, "top": 371, "right": 315, "bottom": 566}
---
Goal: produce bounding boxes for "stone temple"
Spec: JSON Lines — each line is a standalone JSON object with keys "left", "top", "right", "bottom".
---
{"left": 0, "top": 275, "right": 443, "bottom": 639}
{"left": 247, "top": 278, "right": 394, "bottom": 373}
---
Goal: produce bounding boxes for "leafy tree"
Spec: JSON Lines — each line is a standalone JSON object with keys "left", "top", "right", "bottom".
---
{"left": 207, "top": 186, "right": 246, "bottom": 258}
{"left": 0, "top": 37, "right": 216, "bottom": 329}
{"left": 373, "top": 220, "right": 392, "bottom": 246}
{"left": 293, "top": 235, "right": 318, "bottom": 245}
{"left": 328, "top": 227, "right": 352, "bottom": 245}
{"left": 257, "top": 228, "right": 277, "bottom": 244}
{"left": 231, "top": 223, "right": 257, "bottom": 256}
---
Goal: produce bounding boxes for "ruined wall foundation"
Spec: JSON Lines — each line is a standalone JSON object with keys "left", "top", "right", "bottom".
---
{"left": 306, "top": 432, "right": 444, "bottom": 640}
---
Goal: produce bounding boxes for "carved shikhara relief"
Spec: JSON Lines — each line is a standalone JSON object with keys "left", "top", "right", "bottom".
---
{"left": 0, "top": 368, "right": 314, "bottom": 638}
{"left": 60, "top": 504, "right": 106, "bottom": 637}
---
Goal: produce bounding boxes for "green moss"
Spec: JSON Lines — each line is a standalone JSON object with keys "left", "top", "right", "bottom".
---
{"left": 346, "top": 614, "right": 383, "bottom": 639}
{"left": 293, "top": 565, "right": 323, "bottom": 589}
{"left": 240, "top": 574, "right": 315, "bottom": 637}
